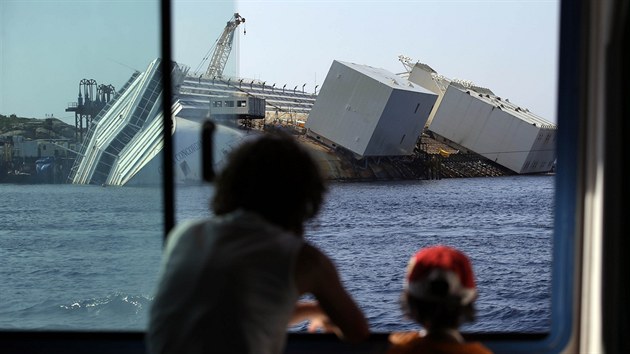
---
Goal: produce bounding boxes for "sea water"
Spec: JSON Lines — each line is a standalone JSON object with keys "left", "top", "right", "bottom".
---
{"left": 0, "top": 175, "right": 553, "bottom": 333}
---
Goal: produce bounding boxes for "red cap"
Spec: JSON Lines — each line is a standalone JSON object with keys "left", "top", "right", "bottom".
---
{"left": 405, "top": 245, "right": 477, "bottom": 305}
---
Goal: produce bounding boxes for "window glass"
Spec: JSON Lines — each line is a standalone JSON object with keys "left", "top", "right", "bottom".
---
{"left": 0, "top": 1, "right": 162, "bottom": 330}
{"left": 170, "top": 0, "right": 559, "bottom": 335}
{"left": 0, "top": 0, "right": 558, "bottom": 335}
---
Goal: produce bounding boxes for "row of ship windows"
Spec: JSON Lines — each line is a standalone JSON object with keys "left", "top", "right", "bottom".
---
{"left": 212, "top": 100, "right": 248, "bottom": 108}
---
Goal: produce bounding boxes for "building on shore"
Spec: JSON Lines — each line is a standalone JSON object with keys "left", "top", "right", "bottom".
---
{"left": 0, "top": 135, "right": 76, "bottom": 183}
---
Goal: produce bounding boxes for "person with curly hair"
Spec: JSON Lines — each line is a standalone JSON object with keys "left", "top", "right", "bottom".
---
{"left": 147, "top": 133, "right": 368, "bottom": 354}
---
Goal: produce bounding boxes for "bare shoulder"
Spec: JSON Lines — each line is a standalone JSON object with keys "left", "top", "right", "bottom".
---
{"left": 294, "top": 243, "right": 338, "bottom": 294}
{"left": 294, "top": 242, "right": 369, "bottom": 342}
{"left": 297, "top": 243, "right": 332, "bottom": 267}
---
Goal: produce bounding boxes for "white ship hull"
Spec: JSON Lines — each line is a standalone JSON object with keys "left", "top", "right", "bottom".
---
{"left": 68, "top": 59, "right": 256, "bottom": 186}
{"left": 125, "top": 117, "right": 256, "bottom": 186}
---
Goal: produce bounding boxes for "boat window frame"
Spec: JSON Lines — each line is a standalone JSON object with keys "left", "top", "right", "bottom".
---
{"left": 160, "top": 0, "right": 583, "bottom": 352}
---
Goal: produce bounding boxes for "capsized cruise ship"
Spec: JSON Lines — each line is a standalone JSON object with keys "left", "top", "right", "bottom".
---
{"left": 68, "top": 56, "right": 557, "bottom": 186}
{"left": 67, "top": 58, "right": 319, "bottom": 186}
{"left": 67, "top": 59, "right": 256, "bottom": 186}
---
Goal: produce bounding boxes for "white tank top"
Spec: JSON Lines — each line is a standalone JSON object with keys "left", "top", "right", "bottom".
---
{"left": 147, "top": 210, "right": 303, "bottom": 354}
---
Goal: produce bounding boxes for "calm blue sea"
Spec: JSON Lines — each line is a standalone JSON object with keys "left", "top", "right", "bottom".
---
{"left": 0, "top": 175, "right": 553, "bottom": 333}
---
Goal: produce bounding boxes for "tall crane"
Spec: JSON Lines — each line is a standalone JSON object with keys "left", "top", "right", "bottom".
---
{"left": 204, "top": 13, "right": 245, "bottom": 78}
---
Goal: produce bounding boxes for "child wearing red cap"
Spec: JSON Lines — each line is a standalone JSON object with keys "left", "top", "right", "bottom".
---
{"left": 387, "top": 245, "right": 492, "bottom": 354}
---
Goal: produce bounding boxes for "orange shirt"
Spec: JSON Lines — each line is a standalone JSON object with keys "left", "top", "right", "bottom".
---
{"left": 388, "top": 331, "right": 493, "bottom": 354}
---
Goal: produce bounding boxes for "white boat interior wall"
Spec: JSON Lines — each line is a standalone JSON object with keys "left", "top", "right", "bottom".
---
{"left": 306, "top": 60, "right": 438, "bottom": 158}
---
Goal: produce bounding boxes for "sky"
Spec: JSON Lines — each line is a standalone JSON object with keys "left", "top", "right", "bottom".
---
{"left": 1, "top": 0, "right": 559, "bottom": 125}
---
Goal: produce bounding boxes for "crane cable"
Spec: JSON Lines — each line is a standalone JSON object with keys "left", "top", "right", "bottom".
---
{"left": 194, "top": 40, "right": 219, "bottom": 76}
